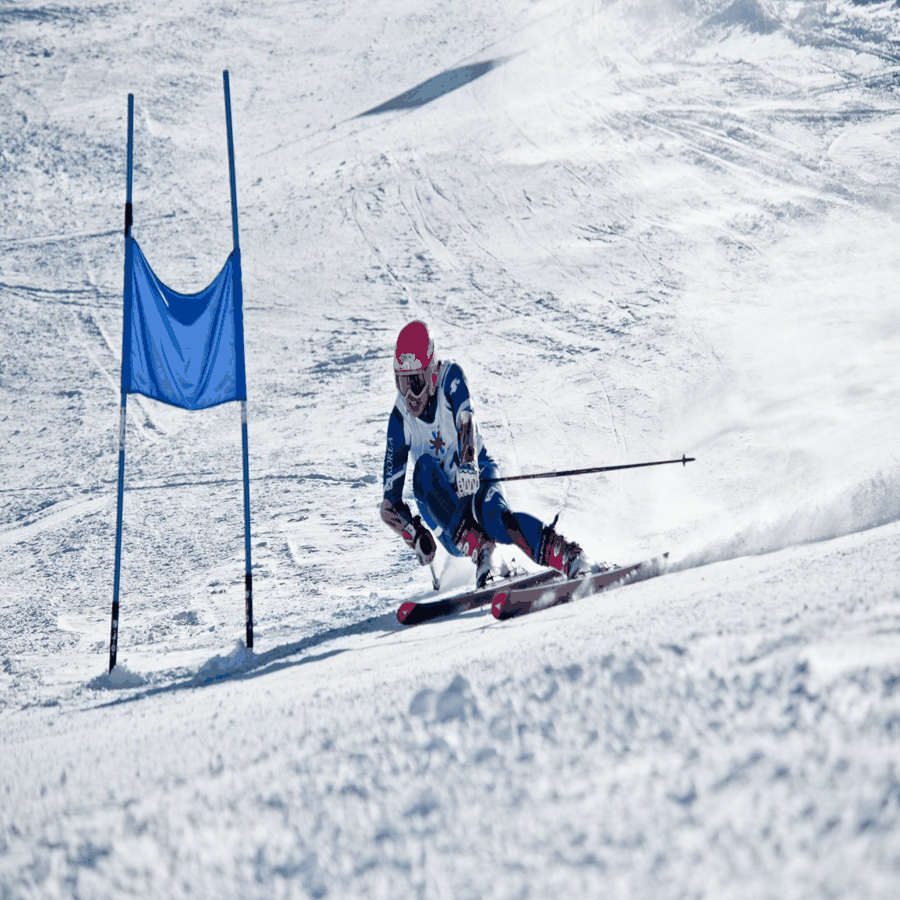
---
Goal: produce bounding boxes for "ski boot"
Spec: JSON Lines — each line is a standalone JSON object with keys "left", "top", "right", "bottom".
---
{"left": 538, "top": 518, "right": 613, "bottom": 579}
{"left": 454, "top": 518, "right": 501, "bottom": 589}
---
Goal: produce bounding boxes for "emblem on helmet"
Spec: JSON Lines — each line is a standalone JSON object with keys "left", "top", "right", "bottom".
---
{"left": 398, "top": 352, "right": 421, "bottom": 371}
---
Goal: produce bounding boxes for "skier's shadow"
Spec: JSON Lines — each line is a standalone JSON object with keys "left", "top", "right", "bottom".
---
{"left": 358, "top": 58, "right": 510, "bottom": 116}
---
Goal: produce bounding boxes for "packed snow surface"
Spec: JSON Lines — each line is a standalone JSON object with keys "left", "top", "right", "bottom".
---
{"left": 2, "top": 0, "right": 900, "bottom": 897}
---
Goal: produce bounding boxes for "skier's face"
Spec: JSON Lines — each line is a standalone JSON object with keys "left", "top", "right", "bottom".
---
{"left": 396, "top": 366, "right": 433, "bottom": 418}
{"left": 404, "top": 383, "right": 430, "bottom": 418}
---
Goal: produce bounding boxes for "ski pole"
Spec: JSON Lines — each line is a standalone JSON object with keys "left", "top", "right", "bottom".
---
{"left": 483, "top": 454, "right": 695, "bottom": 483}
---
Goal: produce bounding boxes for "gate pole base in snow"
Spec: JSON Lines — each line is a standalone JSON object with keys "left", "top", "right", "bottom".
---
{"left": 241, "top": 401, "right": 253, "bottom": 649}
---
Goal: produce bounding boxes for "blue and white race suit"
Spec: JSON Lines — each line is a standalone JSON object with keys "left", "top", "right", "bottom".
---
{"left": 381, "top": 360, "right": 545, "bottom": 558}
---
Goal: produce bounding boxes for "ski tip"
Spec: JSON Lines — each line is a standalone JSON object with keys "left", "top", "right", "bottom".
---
{"left": 397, "top": 602, "right": 416, "bottom": 625}
{"left": 491, "top": 591, "right": 509, "bottom": 619}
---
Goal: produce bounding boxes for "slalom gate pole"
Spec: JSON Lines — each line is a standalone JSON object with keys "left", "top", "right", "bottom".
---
{"left": 224, "top": 70, "right": 254, "bottom": 649}
{"left": 223, "top": 71, "right": 240, "bottom": 259}
{"left": 483, "top": 455, "right": 696, "bottom": 484}
{"left": 240, "top": 401, "right": 253, "bottom": 649}
{"left": 109, "top": 93, "right": 135, "bottom": 672}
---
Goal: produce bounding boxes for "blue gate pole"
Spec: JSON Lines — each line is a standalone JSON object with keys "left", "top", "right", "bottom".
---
{"left": 110, "top": 93, "right": 135, "bottom": 672}
{"left": 224, "top": 70, "right": 254, "bottom": 649}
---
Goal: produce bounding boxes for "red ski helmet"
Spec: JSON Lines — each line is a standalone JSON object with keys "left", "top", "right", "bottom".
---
{"left": 393, "top": 320, "right": 438, "bottom": 416}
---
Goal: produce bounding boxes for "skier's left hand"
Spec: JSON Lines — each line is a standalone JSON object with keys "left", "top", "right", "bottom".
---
{"left": 455, "top": 462, "right": 480, "bottom": 497}
{"left": 401, "top": 515, "right": 436, "bottom": 566}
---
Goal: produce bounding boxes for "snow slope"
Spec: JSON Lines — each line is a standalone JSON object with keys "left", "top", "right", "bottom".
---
{"left": 1, "top": 0, "right": 899, "bottom": 896}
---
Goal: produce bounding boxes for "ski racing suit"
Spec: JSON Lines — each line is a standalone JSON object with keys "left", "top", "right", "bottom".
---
{"left": 380, "top": 360, "right": 549, "bottom": 561}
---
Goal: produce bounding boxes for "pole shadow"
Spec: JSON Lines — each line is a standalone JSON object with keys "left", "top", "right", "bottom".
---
{"left": 358, "top": 57, "right": 510, "bottom": 116}
{"left": 86, "top": 610, "right": 400, "bottom": 709}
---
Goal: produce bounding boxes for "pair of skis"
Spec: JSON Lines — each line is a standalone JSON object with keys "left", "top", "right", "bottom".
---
{"left": 396, "top": 554, "right": 668, "bottom": 626}
{"left": 394, "top": 456, "right": 689, "bottom": 626}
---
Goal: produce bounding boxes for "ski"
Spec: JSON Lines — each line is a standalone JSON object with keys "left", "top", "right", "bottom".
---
{"left": 397, "top": 569, "right": 564, "bottom": 626}
{"left": 491, "top": 553, "right": 669, "bottom": 621}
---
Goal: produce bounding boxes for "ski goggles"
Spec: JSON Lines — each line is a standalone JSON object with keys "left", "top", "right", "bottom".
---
{"left": 395, "top": 371, "right": 428, "bottom": 398}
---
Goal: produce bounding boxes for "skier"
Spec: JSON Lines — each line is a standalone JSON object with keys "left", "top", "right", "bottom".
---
{"left": 380, "top": 320, "right": 608, "bottom": 588}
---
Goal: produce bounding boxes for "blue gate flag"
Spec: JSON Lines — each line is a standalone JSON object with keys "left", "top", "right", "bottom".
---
{"left": 126, "top": 240, "right": 246, "bottom": 409}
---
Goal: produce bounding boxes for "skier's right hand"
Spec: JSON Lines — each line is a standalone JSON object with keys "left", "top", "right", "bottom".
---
{"left": 402, "top": 515, "right": 436, "bottom": 566}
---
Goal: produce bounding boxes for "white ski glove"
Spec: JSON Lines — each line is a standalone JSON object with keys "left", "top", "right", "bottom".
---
{"left": 455, "top": 462, "right": 480, "bottom": 497}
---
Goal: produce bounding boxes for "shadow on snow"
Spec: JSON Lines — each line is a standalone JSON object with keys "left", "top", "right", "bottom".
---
{"left": 358, "top": 58, "right": 509, "bottom": 116}
{"left": 86, "top": 610, "right": 400, "bottom": 708}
